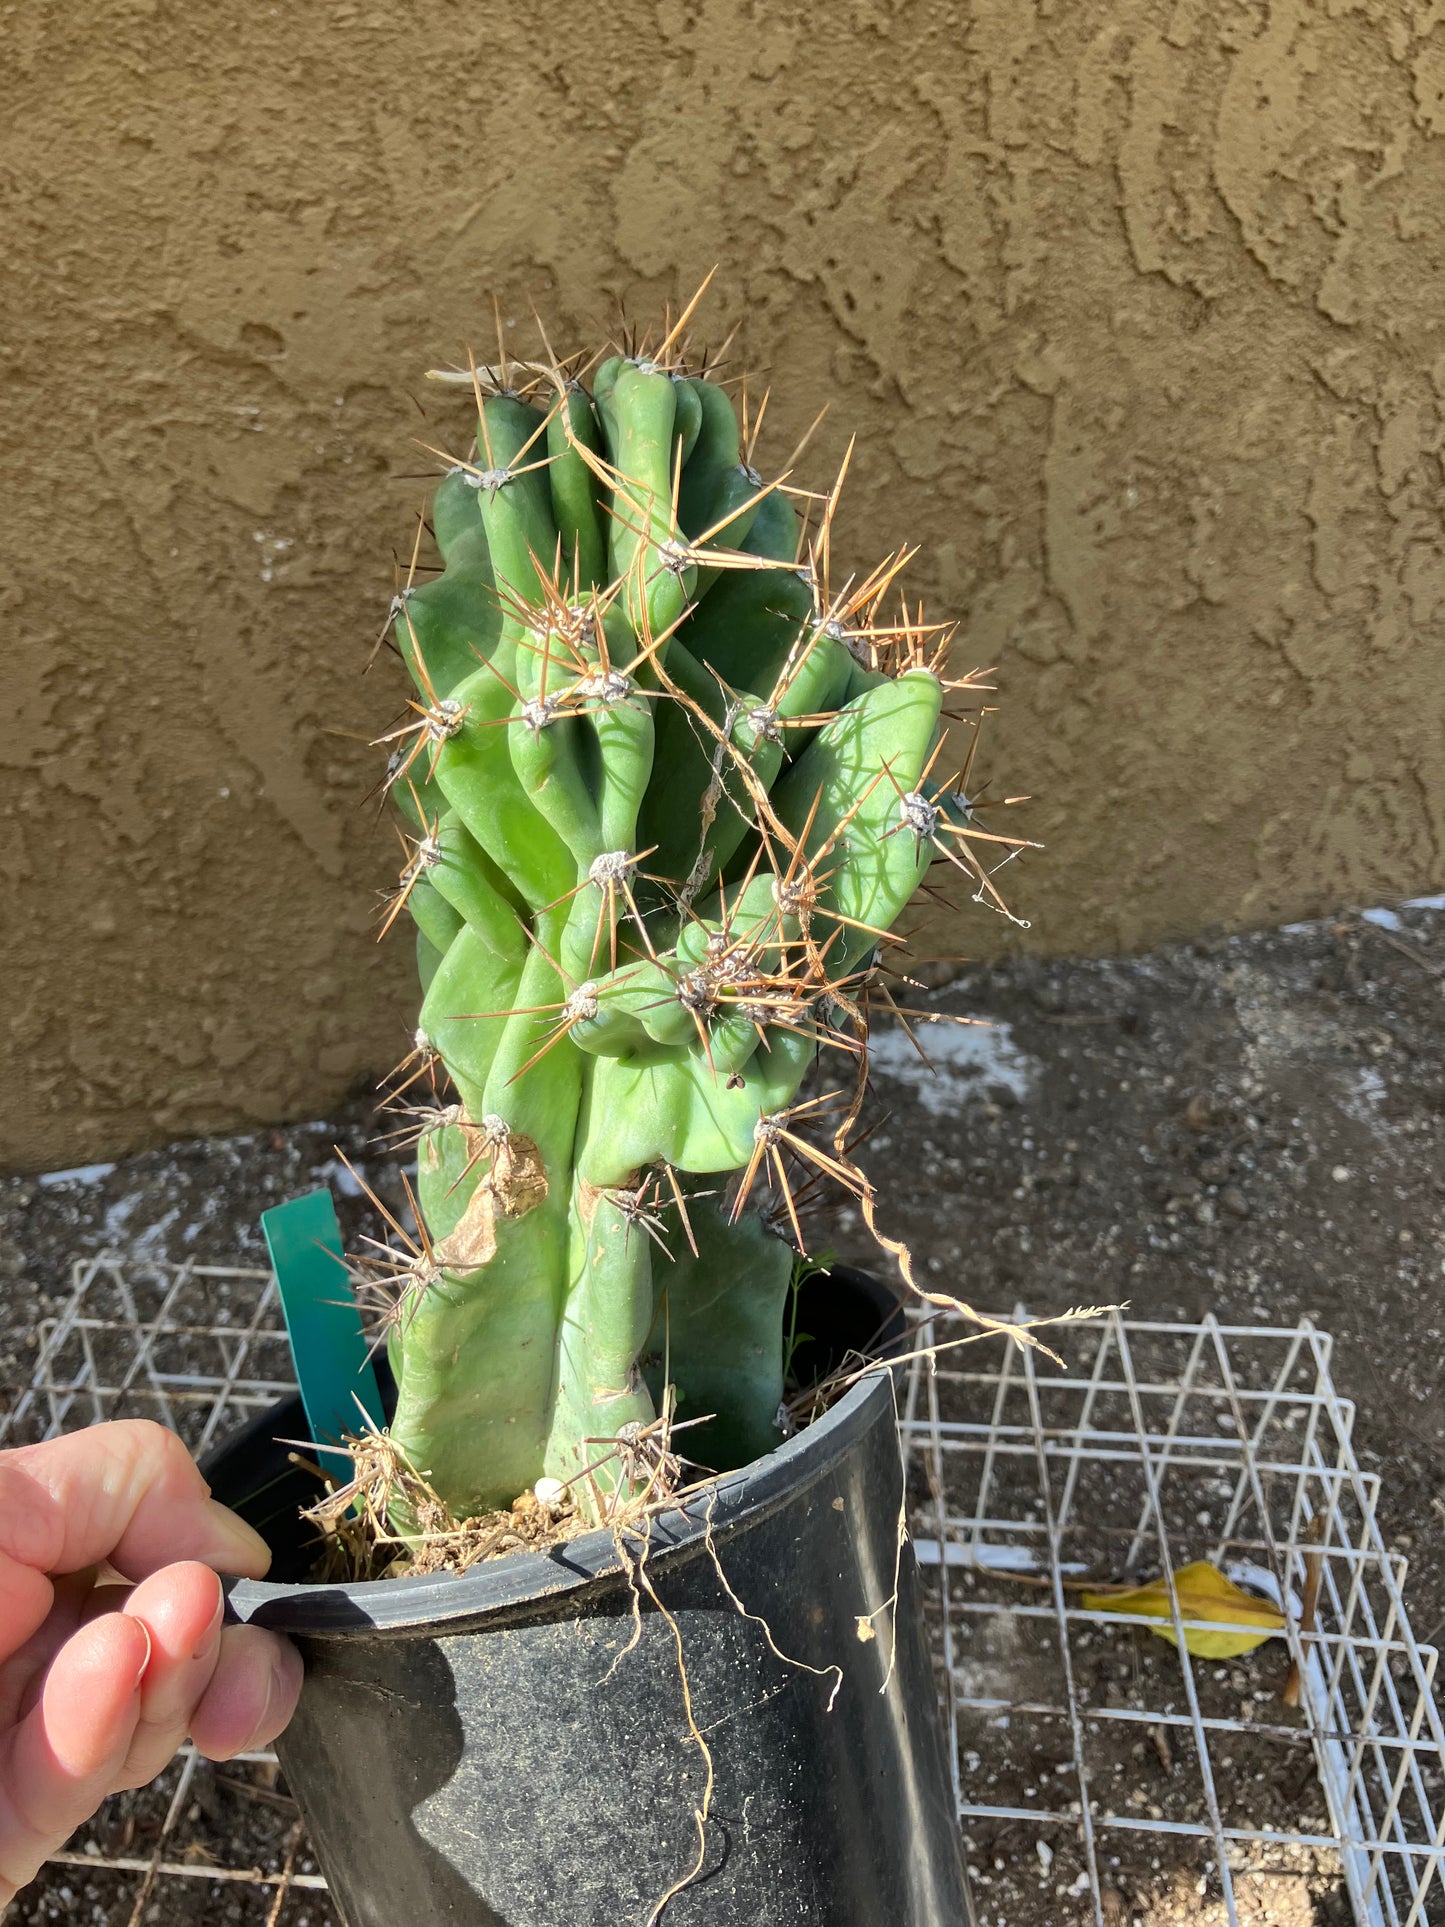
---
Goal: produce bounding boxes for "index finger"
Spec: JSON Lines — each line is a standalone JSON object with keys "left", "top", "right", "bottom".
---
{"left": 0, "top": 1423, "right": 272, "bottom": 1585}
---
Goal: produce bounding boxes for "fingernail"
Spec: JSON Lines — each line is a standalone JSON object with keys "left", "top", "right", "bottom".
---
{"left": 132, "top": 1621, "right": 154, "bottom": 1693}
{"left": 205, "top": 1499, "right": 273, "bottom": 1578}
{"left": 191, "top": 1581, "right": 226, "bottom": 1661}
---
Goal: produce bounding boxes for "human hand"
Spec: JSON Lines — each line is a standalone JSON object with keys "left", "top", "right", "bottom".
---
{"left": 0, "top": 1420, "right": 303, "bottom": 1905}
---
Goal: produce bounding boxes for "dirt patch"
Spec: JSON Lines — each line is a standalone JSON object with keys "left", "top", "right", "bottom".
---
{"left": 853, "top": 899, "right": 1445, "bottom": 1659}
{"left": 938, "top": 1592, "right": 1353, "bottom": 1927}
{"left": 7, "top": 1755, "right": 336, "bottom": 1927}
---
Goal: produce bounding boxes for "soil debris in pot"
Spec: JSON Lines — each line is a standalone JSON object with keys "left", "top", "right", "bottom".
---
{"left": 295, "top": 1433, "right": 591, "bottom": 1583}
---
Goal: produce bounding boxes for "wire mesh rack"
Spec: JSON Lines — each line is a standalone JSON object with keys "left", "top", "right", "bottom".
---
{"left": 899, "top": 1310, "right": 1445, "bottom": 1927}
{"left": 4, "top": 1256, "right": 1443, "bottom": 1925}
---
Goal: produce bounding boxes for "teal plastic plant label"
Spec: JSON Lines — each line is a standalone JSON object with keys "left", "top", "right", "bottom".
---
{"left": 261, "top": 1188, "right": 385, "bottom": 1466}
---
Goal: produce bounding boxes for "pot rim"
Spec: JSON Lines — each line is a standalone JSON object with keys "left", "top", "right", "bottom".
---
{"left": 225, "top": 1364, "right": 897, "bottom": 1638}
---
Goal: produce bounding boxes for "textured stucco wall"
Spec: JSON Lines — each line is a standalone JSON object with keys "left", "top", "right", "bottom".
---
{"left": 4, "top": 0, "right": 1444, "bottom": 1169}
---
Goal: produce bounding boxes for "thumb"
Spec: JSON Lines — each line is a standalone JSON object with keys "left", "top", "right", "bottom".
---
{"left": 0, "top": 1614, "right": 151, "bottom": 1905}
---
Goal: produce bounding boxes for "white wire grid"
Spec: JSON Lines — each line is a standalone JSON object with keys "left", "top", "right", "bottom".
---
{"left": 0, "top": 1256, "right": 331, "bottom": 1925}
{"left": 4, "top": 1258, "right": 1443, "bottom": 1924}
{"left": 899, "top": 1309, "right": 1445, "bottom": 1926}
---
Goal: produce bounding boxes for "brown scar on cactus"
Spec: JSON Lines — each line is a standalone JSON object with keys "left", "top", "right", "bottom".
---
{"left": 434, "top": 1122, "right": 549, "bottom": 1272}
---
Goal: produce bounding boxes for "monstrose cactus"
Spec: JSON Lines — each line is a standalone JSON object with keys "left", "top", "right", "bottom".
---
{"left": 370, "top": 304, "right": 1014, "bottom": 1525}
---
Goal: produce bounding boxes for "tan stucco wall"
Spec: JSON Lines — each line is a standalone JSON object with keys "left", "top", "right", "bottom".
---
{"left": 4, "top": 1, "right": 1444, "bottom": 1170}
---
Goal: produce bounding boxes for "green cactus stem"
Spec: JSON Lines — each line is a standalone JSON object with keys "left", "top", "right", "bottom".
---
{"left": 366, "top": 318, "right": 1021, "bottom": 1525}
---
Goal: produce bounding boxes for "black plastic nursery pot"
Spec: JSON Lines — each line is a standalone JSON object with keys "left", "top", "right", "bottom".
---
{"left": 209, "top": 1267, "right": 970, "bottom": 1926}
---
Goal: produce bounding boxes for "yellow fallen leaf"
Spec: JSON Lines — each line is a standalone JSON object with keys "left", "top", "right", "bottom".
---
{"left": 1082, "top": 1560, "right": 1287, "bottom": 1659}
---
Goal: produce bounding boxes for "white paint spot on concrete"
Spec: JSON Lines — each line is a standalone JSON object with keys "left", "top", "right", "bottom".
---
{"left": 130, "top": 1206, "right": 181, "bottom": 1257}
{"left": 315, "top": 1156, "right": 365, "bottom": 1197}
{"left": 38, "top": 1162, "right": 117, "bottom": 1187}
{"left": 88, "top": 1195, "right": 182, "bottom": 1258}
{"left": 1340, "top": 1064, "right": 1395, "bottom": 1135}
{"left": 1351, "top": 1067, "right": 1386, "bottom": 1107}
{"left": 103, "top": 1193, "right": 138, "bottom": 1241}
{"left": 1284, "top": 896, "right": 1442, "bottom": 935}
{"left": 867, "top": 1017, "right": 1037, "bottom": 1113}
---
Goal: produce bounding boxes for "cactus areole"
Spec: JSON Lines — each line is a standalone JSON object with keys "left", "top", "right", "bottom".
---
{"left": 369, "top": 319, "right": 1011, "bottom": 1528}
